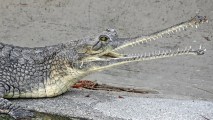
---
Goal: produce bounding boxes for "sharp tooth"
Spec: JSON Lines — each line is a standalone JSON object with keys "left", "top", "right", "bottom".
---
{"left": 157, "top": 51, "right": 160, "bottom": 56}
{"left": 166, "top": 50, "right": 169, "bottom": 55}
{"left": 137, "top": 42, "right": 141, "bottom": 45}
{"left": 162, "top": 50, "right": 165, "bottom": 55}
{"left": 158, "top": 50, "right": 160, "bottom": 55}
{"left": 182, "top": 26, "right": 185, "bottom": 30}
{"left": 172, "top": 51, "right": 175, "bottom": 55}
{"left": 152, "top": 52, "right": 155, "bottom": 57}
{"left": 164, "top": 50, "right": 167, "bottom": 55}
{"left": 146, "top": 38, "right": 150, "bottom": 41}
{"left": 168, "top": 32, "right": 171, "bottom": 35}
{"left": 170, "top": 51, "right": 174, "bottom": 56}
{"left": 161, "top": 32, "right": 165, "bottom": 35}
{"left": 164, "top": 50, "right": 166, "bottom": 55}
{"left": 181, "top": 48, "right": 185, "bottom": 53}
{"left": 199, "top": 45, "right": 202, "bottom": 49}
{"left": 186, "top": 48, "right": 189, "bottom": 52}
{"left": 177, "top": 48, "right": 180, "bottom": 53}
{"left": 141, "top": 38, "right": 145, "bottom": 41}
{"left": 151, "top": 37, "right": 155, "bottom": 40}
{"left": 188, "top": 46, "right": 192, "bottom": 52}
{"left": 176, "top": 49, "right": 179, "bottom": 54}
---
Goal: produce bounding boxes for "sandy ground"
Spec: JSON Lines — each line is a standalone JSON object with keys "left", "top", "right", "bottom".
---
{"left": 0, "top": 0, "right": 213, "bottom": 119}
{"left": 14, "top": 89, "right": 213, "bottom": 120}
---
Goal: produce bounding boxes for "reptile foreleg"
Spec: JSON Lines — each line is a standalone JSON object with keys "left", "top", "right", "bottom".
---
{"left": 0, "top": 84, "right": 34, "bottom": 119}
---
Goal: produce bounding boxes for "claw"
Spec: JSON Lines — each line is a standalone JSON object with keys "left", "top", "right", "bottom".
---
{"left": 9, "top": 108, "right": 35, "bottom": 119}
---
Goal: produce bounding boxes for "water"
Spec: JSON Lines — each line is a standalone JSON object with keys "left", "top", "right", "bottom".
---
{"left": 0, "top": 112, "right": 89, "bottom": 120}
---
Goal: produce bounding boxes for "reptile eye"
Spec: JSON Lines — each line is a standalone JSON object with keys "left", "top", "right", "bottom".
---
{"left": 99, "top": 36, "right": 109, "bottom": 42}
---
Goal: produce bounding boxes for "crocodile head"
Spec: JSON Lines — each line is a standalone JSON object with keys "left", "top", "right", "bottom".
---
{"left": 74, "top": 15, "right": 208, "bottom": 72}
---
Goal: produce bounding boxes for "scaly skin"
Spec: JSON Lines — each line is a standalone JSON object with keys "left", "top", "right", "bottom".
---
{"left": 0, "top": 15, "right": 208, "bottom": 119}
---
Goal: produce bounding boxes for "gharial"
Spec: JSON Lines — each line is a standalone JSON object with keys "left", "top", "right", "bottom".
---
{"left": 0, "top": 15, "right": 208, "bottom": 119}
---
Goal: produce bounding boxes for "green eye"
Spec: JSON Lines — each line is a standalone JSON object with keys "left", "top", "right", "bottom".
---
{"left": 99, "top": 36, "right": 108, "bottom": 41}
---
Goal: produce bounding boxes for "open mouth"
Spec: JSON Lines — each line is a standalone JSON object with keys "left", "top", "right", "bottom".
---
{"left": 97, "top": 15, "right": 208, "bottom": 60}
{"left": 98, "top": 45, "right": 206, "bottom": 62}
{"left": 79, "top": 15, "right": 208, "bottom": 71}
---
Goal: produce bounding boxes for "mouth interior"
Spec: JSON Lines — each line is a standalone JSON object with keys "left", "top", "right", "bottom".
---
{"left": 95, "top": 44, "right": 206, "bottom": 62}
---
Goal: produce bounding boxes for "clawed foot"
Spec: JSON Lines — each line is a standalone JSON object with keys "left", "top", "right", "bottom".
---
{"left": 0, "top": 98, "right": 35, "bottom": 119}
{"left": 9, "top": 108, "right": 34, "bottom": 120}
